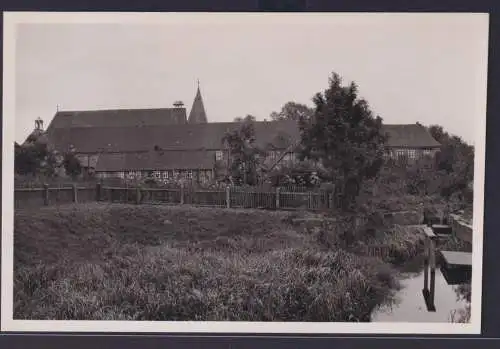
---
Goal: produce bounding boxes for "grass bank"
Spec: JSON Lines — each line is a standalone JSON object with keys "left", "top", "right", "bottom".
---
{"left": 15, "top": 203, "right": 428, "bottom": 321}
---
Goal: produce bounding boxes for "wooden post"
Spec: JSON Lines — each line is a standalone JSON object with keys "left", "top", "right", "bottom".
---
{"left": 43, "top": 184, "right": 49, "bottom": 206}
{"left": 276, "top": 187, "right": 280, "bottom": 209}
{"left": 135, "top": 187, "right": 141, "bottom": 204}
{"left": 423, "top": 236, "right": 429, "bottom": 293}
{"left": 422, "top": 233, "right": 436, "bottom": 312}
{"left": 72, "top": 184, "right": 78, "bottom": 203}
{"left": 429, "top": 237, "right": 437, "bottom": 310}
{"left": 96, "top": 183, "right": 102, "bottom": 201}
{"left": 226, "top": 186, "right": 231, "bottom": 209}
{"left": 180, "top": 183, "right": 184, "bottom": 205}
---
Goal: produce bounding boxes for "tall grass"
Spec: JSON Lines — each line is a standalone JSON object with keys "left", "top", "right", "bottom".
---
{"left": 15, "top": 203, "right": 424, "bottom": 321}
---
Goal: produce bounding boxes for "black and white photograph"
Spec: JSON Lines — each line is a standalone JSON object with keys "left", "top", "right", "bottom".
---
{"left": 1, "top": 12, "right": 488, "bottom": 334}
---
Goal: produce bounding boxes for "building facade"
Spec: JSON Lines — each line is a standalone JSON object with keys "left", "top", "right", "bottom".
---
{"left": 28, "top": 84, "right": 441, "bottom": 183}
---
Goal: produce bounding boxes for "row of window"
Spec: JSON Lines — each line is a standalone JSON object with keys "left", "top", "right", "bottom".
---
{"left": 215, "top": 150, "right": 297, "bottom": 163}
{"left": 97, "top": 169, "right": 213, "bottom": 180}
{"left": 387, "top": 148, "right": 435, "bottom": 160}
{"left": 94, "top": 148, "right": 435, "bottom": 179}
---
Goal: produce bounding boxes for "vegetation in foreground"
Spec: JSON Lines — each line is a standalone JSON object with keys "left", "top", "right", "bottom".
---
{"left": 13, "top": 202, "right": 434, "bottom": 322}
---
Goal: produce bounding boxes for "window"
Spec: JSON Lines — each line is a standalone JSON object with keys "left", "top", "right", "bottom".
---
{"left": 153, "top": 171, "right": 161, "bottom": 179}
{"left": 162, "top": 171, "right": 168, "bottom": 179}
{"left": 407, "top": 149, "right": 417, "bottom": 159}
{"left": 215, "top": 151, "right": 223, "bottom": 161}
{"left": 186, "top": 170, "right": 193, "bottom": 179}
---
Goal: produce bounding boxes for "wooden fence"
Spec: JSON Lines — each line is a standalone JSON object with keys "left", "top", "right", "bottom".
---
{"left": 15, "top": 183, "right": 341, "bottom": 211}
{"left": 14, "top": 184, "right": 97, "bottom": 209}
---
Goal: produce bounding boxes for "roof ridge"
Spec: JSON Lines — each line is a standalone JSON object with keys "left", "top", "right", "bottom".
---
{"left": 57, "top": 107, "right": 181, "bottom": 113}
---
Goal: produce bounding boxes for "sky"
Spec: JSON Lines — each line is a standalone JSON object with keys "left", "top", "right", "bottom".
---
{"left": 13, "top": 13, "right": 489, "bottom": 145}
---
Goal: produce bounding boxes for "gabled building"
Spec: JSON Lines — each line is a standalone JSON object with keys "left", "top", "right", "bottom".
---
{"left": 28, "top": 84, "right": 441, "bottom": 183}
{"left": 383, "top": 124, "right": 441, "bottom": 160}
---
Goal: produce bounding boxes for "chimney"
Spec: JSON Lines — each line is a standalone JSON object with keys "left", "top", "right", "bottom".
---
{"left": 173, "top": 101, "right": 184, "bottom": 108}
{"left": 35, "top": 117, "right": 44, "bottom": 131}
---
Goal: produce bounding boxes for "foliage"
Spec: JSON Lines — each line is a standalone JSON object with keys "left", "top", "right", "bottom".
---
{"left": 233, "top": 114, "right": 257, "bottom": 123}
{"left": 63, "top": 152, "right": 82, "bottom": 179}
{"left": 270, "top": 101, "right": 314, "bottom": 122}
{"left": 222, "top": 119, "right": 266, "bottom": 185}
{"left": 14, "top": 136, "right": 60, "bottom": 177}
{"left": 298, "top": 72, "right": 387, "bottom": 208}
{"left": 267, "top": 160, "right": 327, "bottom": 187}
{"left": 428, "top": 125, "right": 474, "bottom": 194}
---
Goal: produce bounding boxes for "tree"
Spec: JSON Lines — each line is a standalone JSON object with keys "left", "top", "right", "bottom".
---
{"left": 234, "top": 114, "right": 257, "bottom": 123}
{"left": 270, "top": 101, "right": 314, "bottom": 122}
{"left": 63, "top": 152, "right": 82, "bottom": 179}
{"left": 427, "top": 125, "right": 474, "bottom": 200}
{"left": 222, "top": 118, "right": 265, "bottom": 185}
{"left": 15, "top": 142, "right": 40, "bottom": 175}
{"left": 298, "top": 72, "right": 387, "bottom": 209}
{"left": 15, "top": 138, "right": 56, "bottom": 176}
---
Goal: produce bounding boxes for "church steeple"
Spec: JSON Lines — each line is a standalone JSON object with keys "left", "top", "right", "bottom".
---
{"left": 188, "top": 80, "right": 208, "bottom": 124}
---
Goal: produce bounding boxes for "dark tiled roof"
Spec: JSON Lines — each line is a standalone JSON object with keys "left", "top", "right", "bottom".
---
{"left": 47, "top": 119, "right": 300, "bottom": 153}
{"left": 95, "top": 150, "right": 215, "bottom": 172}
{"left": 46, "top": 108, "right": 187, "bottom": 130}
{"left": 383, "top": 124, "right": 441, "bottom": 148}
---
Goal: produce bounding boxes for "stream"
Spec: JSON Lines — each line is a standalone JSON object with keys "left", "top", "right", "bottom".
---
{"left": 371, "top": 263, "right": 470, "bottom": 323}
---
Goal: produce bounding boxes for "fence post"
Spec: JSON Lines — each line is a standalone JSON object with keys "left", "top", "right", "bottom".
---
{"left": 95, "top": 183, "right": 102, "bottom": 201}
{"left": 72, "top": 184, "right": 78, "bottom": 203}
{"left": 226, "top": 186, "right": 231, "bottom": 209}
{"left": 136, "top": 187, "right": 141, "bottom": 204}
{"left": 43, "top": 184, "right": 49, "bottom": 206}
{"left": 180, "top": 183, "right": 185, "bottom": 205}
{"left": 276, "top": 187, "right": 280, "bottom": 209}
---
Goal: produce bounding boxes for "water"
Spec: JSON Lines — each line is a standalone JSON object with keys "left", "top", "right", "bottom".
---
{"left": 371, "top": 267, "right": 470, "bottom": 323}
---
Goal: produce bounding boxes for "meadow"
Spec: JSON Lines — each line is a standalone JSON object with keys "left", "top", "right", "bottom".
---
{"left": 13, "top": 202, "right": 435, "bottom": 322}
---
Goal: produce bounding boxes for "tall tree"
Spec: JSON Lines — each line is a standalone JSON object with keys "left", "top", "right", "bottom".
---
{"left": 222, "top": 119, "right": 265, "bottom": 185}
{"left": 298, "top": 72, "right": 387, "bottom": 208}
{"left": 270, "top": 101, "right": 314, "bottom": 122}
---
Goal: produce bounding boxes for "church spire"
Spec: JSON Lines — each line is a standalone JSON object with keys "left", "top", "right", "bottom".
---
{"left": 188, "top": 80, "right": 208, "bottom": 124}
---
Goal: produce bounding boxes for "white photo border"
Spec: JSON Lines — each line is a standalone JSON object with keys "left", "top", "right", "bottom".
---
{"left": 1, "top": 11, "right": 489, "bottom": 334}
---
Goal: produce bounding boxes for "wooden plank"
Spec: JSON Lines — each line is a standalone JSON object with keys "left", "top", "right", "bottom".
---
{"left": 440, "top": 250, "right": 472, "bottom": 267}
{"left": 432, "top": 224, "right": 452, "bottom": 235}
{"left": 15, "top": 188, "right": 45, "bottom": 192}
{"left": 422, "top": 226, "right": 437, "bottom": 238}
{"left": 441, "top": 265, "right": 472, "bottom": 285}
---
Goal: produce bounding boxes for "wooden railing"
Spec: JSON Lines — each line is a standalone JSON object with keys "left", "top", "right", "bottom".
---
{"left": 14, "top": 184, "right": 97, "bottom": 209}
{"left": 15, "top": 183, "right": 342, "bottom": 211}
